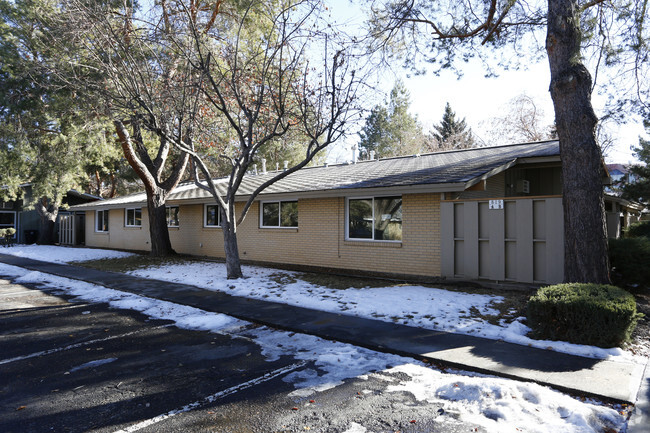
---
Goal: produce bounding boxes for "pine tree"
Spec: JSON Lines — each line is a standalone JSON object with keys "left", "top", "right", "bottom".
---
{"left": 431, "top": 103, "right": 474, "bottom": 150}
{"left": 358, "top": 80, "right": 424, "bottom": 159}
{"left": 622, "top": 126, "right": 650, "bottom": 206}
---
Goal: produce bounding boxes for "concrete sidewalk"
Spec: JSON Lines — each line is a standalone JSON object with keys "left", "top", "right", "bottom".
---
{"left": 0, "top": 253, "right": 647, "bottom": 408}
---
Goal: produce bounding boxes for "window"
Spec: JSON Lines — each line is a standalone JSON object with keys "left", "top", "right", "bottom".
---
{"left": 167, "top": 206, "right": 179, "bottom": 227}
{"left": 125, "top": 208, "right": 142, "bottom": 227}
{"left": 96, "top": 210, "right": 109, "bottom": 232}
{"left": 347, "top": 196, "right": 402, "bottom": 241}
{"left": 204, "top": 204, "right": 221, "bottom": 227}
{"left": 0, "top": 211, "right": 16, "bottom": 229}
{"left": 0, "top": 211, "right": 16, "bottom": 239}
{"left": 260, "top": 201, "right": 298, "bottom": 228}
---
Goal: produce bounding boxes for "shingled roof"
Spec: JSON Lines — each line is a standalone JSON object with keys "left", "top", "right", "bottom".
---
{"left": 71, "top": 140, "right": 560, "bottom": 210}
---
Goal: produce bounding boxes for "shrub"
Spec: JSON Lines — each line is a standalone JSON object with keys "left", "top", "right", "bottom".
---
{"left": 609, "top": 237, "right": 650, "bottom": 289}
{"left": 527, "top": 283, "right": 642, "bottom": 347}
{"left": 625, "top": 220, "right": 650, "bottom": 238}
{"left": 0, "top": 228, "right": 16, "bottom": 247}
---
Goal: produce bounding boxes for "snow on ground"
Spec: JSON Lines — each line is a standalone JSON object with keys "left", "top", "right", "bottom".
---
{"left": 0, "top": 260, "right": 629, "bottom": 433}
{"left": 380, "top": 364, "right": 625, "bottom": 433}
{"left": 1, "top": 245, "right": 641, "bottom": 361}
{"left": 1, "top": 244, "right": 134, "bottom": 263}
{"left": 128, "top": 260, "right": 638, "bottom": 362}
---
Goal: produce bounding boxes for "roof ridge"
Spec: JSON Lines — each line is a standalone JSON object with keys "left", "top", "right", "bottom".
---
{"left": 370, "top": 139, "right": 559, "bottom": 162}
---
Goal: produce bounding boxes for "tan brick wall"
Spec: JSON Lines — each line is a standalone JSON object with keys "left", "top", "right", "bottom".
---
{"left": 84, "top": 193, "right": 442, "bottom": 277}
{"left": 85, "top": 208, "right": 149, "bottom": 251}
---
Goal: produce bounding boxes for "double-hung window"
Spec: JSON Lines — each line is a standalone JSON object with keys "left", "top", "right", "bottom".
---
{"left": 204, "top": 204, "right": 221, "bottom": 227}
{"left": 125, "top": 208, "right": 142, "bottom": 227}
{"left": 260, "top": 201, "right": 298, "bottom": 228}
{"left": 96, "top": 210, "right": 109, "bottom": 232}
{"left": 166, "top": 206, "right": 179, "bottom": 227}
{"left": 347, "top": 196, "right": 402, "bottom": 241}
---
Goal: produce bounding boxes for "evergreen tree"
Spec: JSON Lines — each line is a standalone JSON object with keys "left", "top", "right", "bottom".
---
{"left": 0, "top": 0, "right": 119, "bottom": 244}
{"left": 431, "top": 102, "right": 474, "bottom": 150}
{"left": 358, "top": 80, "right": 424, "bottom": 159}
{"left": 622, "top": 125, "right": 650, "bottom": 207}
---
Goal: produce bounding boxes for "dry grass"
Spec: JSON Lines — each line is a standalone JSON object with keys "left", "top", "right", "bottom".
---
{"left": 75, "top": 253, "right": 202, "bottom": 273}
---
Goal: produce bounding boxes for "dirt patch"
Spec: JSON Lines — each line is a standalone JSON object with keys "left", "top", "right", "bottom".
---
{"left": 76, "top": 254, "right": 201, "bottom": 273}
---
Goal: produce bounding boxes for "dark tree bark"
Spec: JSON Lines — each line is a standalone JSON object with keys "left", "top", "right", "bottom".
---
{"left": 220, "top": 207, "right": 243, "bottom": 279}
{"left": 546, "top": 0, "right": 610, "bottom": 283}
{"left": 114, "top": 119, "right": 188, "bottom": 257}
{"left": 147, "top": 190, "right": 175, "bottom": 258}
{"left": 35, "top": 197, "right": 58, "bottom": 245}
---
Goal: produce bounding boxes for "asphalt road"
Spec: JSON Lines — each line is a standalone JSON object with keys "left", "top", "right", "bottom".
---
{"left": 0, "top": 277, "right": 479, "bottom": 433}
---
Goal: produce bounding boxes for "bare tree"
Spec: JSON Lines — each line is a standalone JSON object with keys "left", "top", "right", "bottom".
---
{"left": 56, "top": 0, "right": 364, "bottom": 277}
{"left": 480, "top": 94, "right": 556, "bottom": 145}
{"left": 159, "top": 0, "right": 366, "bottom": 278}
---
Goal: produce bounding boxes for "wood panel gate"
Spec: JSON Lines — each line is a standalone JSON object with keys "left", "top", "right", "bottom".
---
{"left": 441, "top": 197, "right": 564, "bottom": 284}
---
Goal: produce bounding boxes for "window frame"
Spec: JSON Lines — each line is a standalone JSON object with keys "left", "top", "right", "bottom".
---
{"left": 125, "top": 208, "right": 142, "bottom": 227}
{"left": 166, "top": 206, "right": 180, "bottom": 227}
{"left": 0, "top": 210, "right": 17, "bottom": 231}
{"left": 345, "top": 196, "right": 403, "bottom": 242}
{"left": 259, "top": 200, "right": 299, "bottom": 229}
{"left": 203, "top": 204, "right": 221, "bottom": 228}
{"left": 95, "top": 209, "right": 109, "bottom": 232}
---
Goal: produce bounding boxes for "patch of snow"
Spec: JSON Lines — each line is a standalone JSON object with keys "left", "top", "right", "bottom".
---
{"left": 9, "top": 267, "right": 247, "bottom": 335}
{"left": 0, "top": 263, "right": 30, "bottom": 278}
{"left": 69, "top": 358, "right": 118, "bottom": 373}
{"left": 342, "top": 423, "right": 367, "bottom": 433}
{"left": 2, "top": 245, "right": 134, "bottom": 263}
{"left": 385, "top": 364, "right": 626, "bottom": 433}
{"left": 243, "top": 326, "right": 410, "bottom": 396}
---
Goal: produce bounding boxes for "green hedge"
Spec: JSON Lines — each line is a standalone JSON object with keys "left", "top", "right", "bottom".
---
{"left": 625, "top": 220, "right": 650, "bottom": 238}
{"left": 527, "top": 283, "right": 642, "bottom": 347}
{"left": 609, "top": 237, "right": 650, "bottom": 289}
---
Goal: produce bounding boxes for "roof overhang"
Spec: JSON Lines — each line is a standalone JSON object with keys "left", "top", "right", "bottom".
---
{"left": 463, "top": 155, "right": 562, "bottom": 190}
{"left": 604, "top": 194, "right": 645, "bottom": 212}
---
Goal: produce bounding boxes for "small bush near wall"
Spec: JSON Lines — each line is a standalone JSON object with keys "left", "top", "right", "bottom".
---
{"left": 625, "top": 220, "right": 650, "bottom": 238}
{"left": 527, "top": 283, "right": 642, "bottom": 347}
{"left": 609, "top": 237, "right": 650, "bottom": 289}
{"left": 0, "top": 228, "right": 16, "bottom": 247}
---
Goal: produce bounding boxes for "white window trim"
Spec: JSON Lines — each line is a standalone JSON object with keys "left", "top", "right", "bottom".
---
{"left": 203, "top": 204, "right": 221, "bottom": 228}
{"left": 166, "top": 206, "right": 180, "bottom": 227}
{"left": 345, "top": 196, "right": 402, "bottom": 242}
{"left": 95, "top": 210, "right": 109, "bottom": 232}
{"left": 125, "top": 208, "right": 142, "bottom": 227}
{"left": 259, "top": 200, "right": 298, "bottom": 229}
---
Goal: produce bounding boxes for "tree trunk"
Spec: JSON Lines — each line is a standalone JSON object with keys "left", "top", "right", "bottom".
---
{"left": 37, "top": 216, "right": 56, "bottom": 245}
{"left": 114, "top": 120, "right": 188, "bottom": 258}
{"left": 546, "top": 0, "right": 610, "bottom": 284}
{"left": 109, "top": 173, "right": 116, "bottom": 198}
{"left": 35, "top": 198, "right": 58, "bottom": 245}
{"left": 221, "top": 209, "right": 243, "bottom": 279}
{"left": 147, "top": 189, "right": 175, "bottom": 257}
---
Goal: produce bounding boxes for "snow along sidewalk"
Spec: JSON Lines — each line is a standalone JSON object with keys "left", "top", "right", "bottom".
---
{"left": 0, "top": 252, "right": 645, "bottom": 403}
